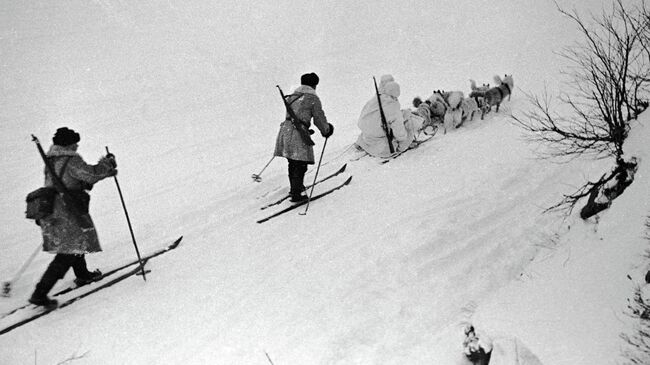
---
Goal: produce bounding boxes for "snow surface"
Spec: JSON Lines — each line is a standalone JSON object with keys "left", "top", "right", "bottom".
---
{"left": 1, "top": 0, "right": 649, "bottom": 364}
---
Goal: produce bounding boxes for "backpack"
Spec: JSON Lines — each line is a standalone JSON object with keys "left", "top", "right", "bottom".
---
{"left": 25, "top": 157, "right": 71, "bottom": 222}
{"left": 25, "top": 187, "right": 58, "bottom": 221}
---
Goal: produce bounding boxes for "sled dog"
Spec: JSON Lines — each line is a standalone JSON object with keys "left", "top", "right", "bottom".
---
{"left": 427, "top": 91, "right": 448, "bottom": 126}
{"left": 428, "top": 90, "right": 446, "bottom": 106}
{"left": 481, "top": 74, "right": 514, "bottom": 120}
{"left": 469, "top": 79, "right": 490, "bottom": 93}
{"left": 460, "top": 97, "right": 480, "bottom": 123}
{"left": 493, "top": 74, "right": 514, "bottom": 101}
{"left": 442, "top": 91, "right": 464, "bottom": 130}
{"left": 444, "top": 108, "right": 463, "bottom": 130}
{"left": 445, "top": 91, "right": 463, "bottom": 110}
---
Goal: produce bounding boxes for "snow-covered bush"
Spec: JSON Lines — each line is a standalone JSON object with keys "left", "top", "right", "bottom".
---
{"left": 580, "top": 156, "right": 639, "bottom": 219}
{"left": 621, "top": 217, "right": 650, "bottom": 364}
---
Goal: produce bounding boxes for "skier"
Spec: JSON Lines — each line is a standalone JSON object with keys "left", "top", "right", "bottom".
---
{"left": 274, "top": 73, "right": 334, "bottom": 202}
{"left": 355, "top": 79, "right": 413, "bottom": 157}
{"left": 29, "top": 127, "right": 117, "bottom": 307}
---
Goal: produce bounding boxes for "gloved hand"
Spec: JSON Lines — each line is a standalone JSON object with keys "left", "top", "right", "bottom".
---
{"left": 107, "top": 168, "right": 118, "bottom": 177}
{"left": 103, "top": 154, "right": 117, "bottom": 168}
{"left": 322, "top": 123, "right": 334, "bottom": 138}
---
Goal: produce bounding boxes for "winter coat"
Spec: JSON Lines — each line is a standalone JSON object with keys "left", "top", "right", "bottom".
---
{"left": 273, "top": 85, "right": 331, "bottom": 164}
{"left": 355, "top": 81, "right": 411, "bottom": 158}
{"left": 39, "top": 145, "right": 116, "bottom": 254}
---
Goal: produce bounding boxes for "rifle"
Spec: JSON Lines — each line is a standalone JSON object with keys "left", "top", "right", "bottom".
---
{"left": 277, "top": 85, "right": 315, "bottom": 146}
{"left": 373, "top": 77, "right": 394, "bottom": 153}
{"left": 31, "top": 135, "right": 93, "bottom": 229}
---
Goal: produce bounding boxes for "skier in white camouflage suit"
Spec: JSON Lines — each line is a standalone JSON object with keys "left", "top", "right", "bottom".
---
{"left": 355, "top": 78, "right": 413, "bottom": 157}
{"left": 29, "top": 127, "right": 117, "bottom": 307}
{"left": 273, "top": 73, "right": 334, "bottom": 202}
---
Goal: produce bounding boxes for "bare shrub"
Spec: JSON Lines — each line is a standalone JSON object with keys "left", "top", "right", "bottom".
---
{"left": 513, "top": 0, "right": 649, "bottom": 215}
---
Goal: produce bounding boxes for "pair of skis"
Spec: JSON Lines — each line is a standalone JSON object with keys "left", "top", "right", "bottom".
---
{"left": 379, "top": 132, "right": 436, "bottom": 164}
{"left": 256, "top": 133, "right": 434, "bottom": 222}
{"left": 257, "top": 164, "right": 352, "bottom": 224}
{"left": 259, "top": 164, "right": 348, "bottom": 210}
{"left": 349, "top": 126, "right": 438, "bottom": 165}
{"left": 0, "top": 236, "right": 183, "bottom": 335}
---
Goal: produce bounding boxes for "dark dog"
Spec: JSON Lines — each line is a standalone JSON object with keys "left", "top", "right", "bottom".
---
{"left": 480, "top": 75, "right": 513, "bottom": 120}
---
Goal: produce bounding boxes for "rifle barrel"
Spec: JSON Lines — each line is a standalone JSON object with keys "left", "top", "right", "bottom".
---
{"left": 373, "top": 77, "right": 394, "bottom": 153}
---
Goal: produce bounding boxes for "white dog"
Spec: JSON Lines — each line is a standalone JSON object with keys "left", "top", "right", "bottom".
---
{"left": 427, "top": 91, "right": 446, "bottom": 106}
{"left": 445, "top": 91, "right": 464, "bottom": 110}
{"left": 444, "top": 108, "right": 463, "bottom": 130}
{"left": 442, "top": 91, "right": 464, "bottom": 130}
{"left": 460, "top": 97, "right": 480, "bottom": 123}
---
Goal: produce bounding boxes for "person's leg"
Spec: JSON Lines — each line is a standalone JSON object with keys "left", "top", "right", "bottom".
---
{"left": 288, "top": 159, "right": 308, "bottom": 202}
{"left": 30, "top": 254, "right": 73, "bottom": 306}
{"left": 71, "top": 254, "right": 101, "bottom": 284}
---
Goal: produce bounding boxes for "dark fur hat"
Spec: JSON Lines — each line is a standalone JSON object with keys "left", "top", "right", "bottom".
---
{"left": 53, "top": 127, "right": 80, "bottom": 146}
{"left": 300, "top": 72, "right": 319, "bottom": 88}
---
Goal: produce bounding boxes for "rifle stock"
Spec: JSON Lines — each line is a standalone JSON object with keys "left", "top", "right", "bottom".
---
{"left": 373, "top": 77, "right": 394, "bottom": 153}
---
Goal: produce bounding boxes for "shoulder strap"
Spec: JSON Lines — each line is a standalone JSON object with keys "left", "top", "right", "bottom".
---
{"left": 287, "top": 93, "right": 302, "bottom": 105}
{"left": 286, "top": 94, "right": 307, "bottom": 124}
{"left": 49, "top": 156, "right": 72, "bottom": 192}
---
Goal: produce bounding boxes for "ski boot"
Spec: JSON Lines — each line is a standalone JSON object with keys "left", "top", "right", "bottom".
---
{"left": 74, "top": 269, "right": 102, "bottom": 286}
{"left": 29, "top": 292, "right": 58, "bottom": 308}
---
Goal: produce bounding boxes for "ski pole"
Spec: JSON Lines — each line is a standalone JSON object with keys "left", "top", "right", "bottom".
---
{"left": 105, "top": 147, "right": 146, "bottom": 281}
{"left": 264, "top": 351, "right": 275, "bottom": 365}
{"left": 252, "top": 156, "right": 275, "bottom": 182}
{"left": 300, "top": 137, "right": 328, "bottom": 216}
{"left": 2, "top": 242, "right": 41, "bottom": 298}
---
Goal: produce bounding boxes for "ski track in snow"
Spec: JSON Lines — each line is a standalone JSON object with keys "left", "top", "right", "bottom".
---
{"left": 2, "top": 1, "right": 648, "bottom": 364}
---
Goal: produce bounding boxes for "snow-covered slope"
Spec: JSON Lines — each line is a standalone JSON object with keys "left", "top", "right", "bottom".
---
{"left": 1, "top": 1, "right": 647, "bottom": 364}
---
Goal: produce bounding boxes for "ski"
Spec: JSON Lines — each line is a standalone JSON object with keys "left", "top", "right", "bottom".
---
{"left": 0, "top": 264, "right": 148, "bottom": 335}
{"left": 380, "top": 134, "right": 435, "bottom": 164}
{"left": 349, "top": 149, "right": 369, "bottom": 162}
{"left": 257, "top": 176, "right": 353, "bottom": 223}
{"left": 0, "top": 236, "right": 183, "bottom": 320}
{"left": 54, "top": 236, "right": 182, "bottom": 296}
{"left": 260, "top": 164, "right": 347, "bottom": 210}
